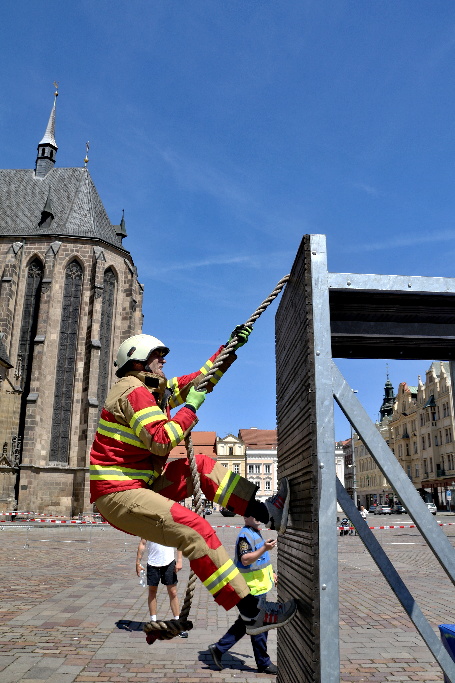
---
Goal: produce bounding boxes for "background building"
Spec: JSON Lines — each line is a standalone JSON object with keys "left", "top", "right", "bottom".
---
{"left": 239, "top": 428, "right": 277, "bottom": 502}
{"left": 0, "top": 93, "right": 142, "bottom": 515}
{"left": 401, "top": 362, "right": 455, "bottom": 508}
{"left": 216, "top": 433, "right": 245, "bottom": 477}
{"left": 354, "top": 374, "right": 395, "bottom": 508}
{"left": 349, "top": 362, "right": 455, "bottom": 510}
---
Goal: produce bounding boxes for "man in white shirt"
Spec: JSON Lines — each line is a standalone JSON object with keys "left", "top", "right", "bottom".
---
{"left": 136, "top": 538, "right": 187, "bottom": 638}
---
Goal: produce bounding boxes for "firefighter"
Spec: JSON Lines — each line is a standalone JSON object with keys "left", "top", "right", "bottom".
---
{"left": 90, "top": 332, "right": 296, "bottom": 635}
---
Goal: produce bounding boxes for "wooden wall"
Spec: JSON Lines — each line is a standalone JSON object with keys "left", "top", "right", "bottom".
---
{"left": 276, "top": 234, "right": 321, "bottom": 682}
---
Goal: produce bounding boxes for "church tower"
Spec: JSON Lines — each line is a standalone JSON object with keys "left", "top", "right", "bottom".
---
{"left": 35, "top": 87, "right": 58, "bottom": 178}
{"left": 0, "top": 90, "right": 143, "bottom": 515}
{"left": 379, "top": 367, "right": 395, "bottom": 422}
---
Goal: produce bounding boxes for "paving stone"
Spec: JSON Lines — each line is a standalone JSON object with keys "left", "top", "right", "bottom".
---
{"left": 1, "top": 519, "right": 454, "bottom": 681}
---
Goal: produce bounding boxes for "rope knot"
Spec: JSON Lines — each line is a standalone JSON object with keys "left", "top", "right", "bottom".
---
{"left": 143, "top": 617, "right": 193, "bottom": 644}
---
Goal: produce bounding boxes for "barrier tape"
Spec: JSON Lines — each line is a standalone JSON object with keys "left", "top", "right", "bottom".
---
{"left": 338, "top": 522, "right": 455, "bottom": 531}
{"left": 13, "top": 519, "right": 107, "bottom": 524}
{"left": 0, "top": 511, "right": 77, "bottom": 518}
{"left": 0, "top": 518, "right": 245, "bottom": 528}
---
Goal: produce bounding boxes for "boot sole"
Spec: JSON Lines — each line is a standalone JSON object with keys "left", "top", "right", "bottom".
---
{"left": 245, "top": 601, "right": 297, "bottom": 635}
{"left": 278, "top": 477, "right": 290, "bottom": 534}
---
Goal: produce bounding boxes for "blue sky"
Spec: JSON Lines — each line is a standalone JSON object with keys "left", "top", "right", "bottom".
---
{"left": 2, "top": 1, "right": 455, "bottom": 439}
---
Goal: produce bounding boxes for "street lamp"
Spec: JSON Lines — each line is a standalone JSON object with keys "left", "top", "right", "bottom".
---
{"left": 452, "top": 481, "right": 455, "bottom": 514}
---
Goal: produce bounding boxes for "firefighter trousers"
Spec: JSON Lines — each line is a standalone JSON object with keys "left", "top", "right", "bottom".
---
{"left": 95, "top": 454, "right": 258, "bottom": 610}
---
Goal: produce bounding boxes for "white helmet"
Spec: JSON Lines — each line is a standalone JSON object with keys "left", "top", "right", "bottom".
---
{"left": 114, "top": 334, "right": 169, "bottom": 377}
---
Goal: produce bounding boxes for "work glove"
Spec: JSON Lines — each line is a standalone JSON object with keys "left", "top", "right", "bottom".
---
{"left": 227, "top": 324, "right": 253, "bottom": 350}
{"left": 185, "top": 386, "right": 207, "bottom": 411}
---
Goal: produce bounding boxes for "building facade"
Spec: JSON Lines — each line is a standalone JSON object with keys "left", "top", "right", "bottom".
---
{"left": 0, "top": 92, "right": 142, "bottom": 515}
{"left": 239, "top": 428, "right": 277, "bottom": 502}
{"left": 216, "top": 433, "right": 246, "bottom": 478}
{"left": 351, "top": 362, "right": 455, "bottom": 510}
{"left": 401, "top": 362, "right": 455, "bottom": 508}
{"left": 354, "top": 375, "right": 395, "bottom": 508}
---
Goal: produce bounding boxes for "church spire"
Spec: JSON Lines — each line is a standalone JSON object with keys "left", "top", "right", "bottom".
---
{"left": 35, "top": 84, "right": 59, "bottom": 178}
{"left": 379, "top": 364, "right": 395, "bottom": 421}
{"left": 115, "top": 209, "right": 127, "bottom": 241}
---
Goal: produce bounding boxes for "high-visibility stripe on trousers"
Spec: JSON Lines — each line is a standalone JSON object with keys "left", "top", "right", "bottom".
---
{"left": 95, "top": 454, "right": 257, "bottom": 610}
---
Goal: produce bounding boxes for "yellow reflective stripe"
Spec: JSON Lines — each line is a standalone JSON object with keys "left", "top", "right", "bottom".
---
{"left": 199, "top": 359, "right": 213, "bottom": 376}
{"left": 97, "top": 419, "right": 148, "bottom": 449}
{"left": 168, "top": 377, "right": 183, "bottom": 408}
{"left": 203, "top": 560, "right": 240, "bottom": 595}
{"left": 89, "top": 464, "right": 159, "bottom": 484}
{"left": 164, "top": 421, "right": 184, "bottom": 447}
{"left": 129, "top": 406, "right": 167, "bottom": 436}
{"left": 213, "top": 471, "right": 241, "bottom": 507}
{"left": 209, "top": 368, "right": 223, "bottom": 385}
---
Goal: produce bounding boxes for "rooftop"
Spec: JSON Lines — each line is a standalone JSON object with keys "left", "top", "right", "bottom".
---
{"left": 238, "top": 428, "right": 277, "bottom": 449}
{"left": 0, "top": 168, "right": 125, "bottom": 249}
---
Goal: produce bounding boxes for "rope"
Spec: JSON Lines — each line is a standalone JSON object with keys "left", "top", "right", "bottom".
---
{"left": 143, "top": 274, "right": 289, "bottom": 642}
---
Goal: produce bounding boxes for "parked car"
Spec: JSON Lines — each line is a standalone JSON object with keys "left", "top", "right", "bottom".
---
{"left": 426, "top": 502, "right": 437, "bottom": 515}
{"left": 368, "top": 504, "right": 377, "bottom": 513}
{"left": 204, "top": 508, "right": 213, "bottom": 515}
{"left": 220, "top": 507, "right": 236, "bottom": 517}
{"left": 374, "top": 505, "right": 392, "bottom": 515}
{"left": 391, "top": 504, "right": 406, "bottom": 514}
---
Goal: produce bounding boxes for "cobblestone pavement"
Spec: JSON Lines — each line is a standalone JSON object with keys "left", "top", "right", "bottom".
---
{"left": 0, "top": 514, "right": 454, "bottom": 682}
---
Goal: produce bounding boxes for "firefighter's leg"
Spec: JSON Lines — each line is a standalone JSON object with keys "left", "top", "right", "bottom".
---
{"left": 153, "top": 453, "right": 257, "bottom": 515}
{"left": 95, "top": 488, "right": 250, "bottom": 610}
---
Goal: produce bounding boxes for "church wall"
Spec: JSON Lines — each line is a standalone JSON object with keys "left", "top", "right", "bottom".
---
{"left": 0, "top": 236, "right": 142, "bottom": 516}
{"left": 0, "top": 390, "right": 21, "bottom": 509}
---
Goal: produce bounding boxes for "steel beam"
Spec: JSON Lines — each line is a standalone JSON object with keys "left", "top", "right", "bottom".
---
{"left": 336, "top": 480, "right": 455, "bottom": 683}
{"left": 332, "top": 361, "right": 455, "bottom": 584}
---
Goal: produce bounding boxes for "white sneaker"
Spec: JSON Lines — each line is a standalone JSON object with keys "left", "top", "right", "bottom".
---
{"left": 265, "top": 477, "right": 290, "bottom": 534}
{"left": 245, "top": 598, "right": 297, "bottom": 635}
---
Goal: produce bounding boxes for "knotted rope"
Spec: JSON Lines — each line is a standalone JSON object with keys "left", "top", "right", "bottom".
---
{"left": 143, "top": 274, "right": 289, "bottom": 643}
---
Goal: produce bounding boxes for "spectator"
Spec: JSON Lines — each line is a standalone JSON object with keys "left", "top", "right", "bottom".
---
{"left": 136, "top": 538, "right": 188, "bottom": 638}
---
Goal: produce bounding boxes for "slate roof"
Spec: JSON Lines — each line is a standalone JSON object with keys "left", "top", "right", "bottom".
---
{"left": 0, "top": 168, "right": 123, "bottom": 248}
{"left": 39, "top": 99, "right": 57, "bottom": 148}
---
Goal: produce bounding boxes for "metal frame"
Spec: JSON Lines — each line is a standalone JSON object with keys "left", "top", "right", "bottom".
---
{"left": 334, "top": 370, "right": 455, "bottom": 682}
{"left": 277, "top": 234, "right": 455, "bottom": 683}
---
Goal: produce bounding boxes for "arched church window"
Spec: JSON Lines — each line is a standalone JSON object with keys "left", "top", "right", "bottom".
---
{"left": 17, "top": 258, "right": 43, "bottom": 390}
{"left": 50, "top": 150, "right": 53, "bottom": 159}
{"left": 97, "top": 268, "right": 116, "bottom": 409}
{"left": 41, "top": 148, "right": 45, "bottom": 156}
{"left": 49, "top": 260, "right": 83, "bottom": 464}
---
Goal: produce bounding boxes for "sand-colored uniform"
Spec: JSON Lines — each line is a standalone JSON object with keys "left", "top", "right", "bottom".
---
{"left": 90, "top": 347, "right": 257, "bottom": 610}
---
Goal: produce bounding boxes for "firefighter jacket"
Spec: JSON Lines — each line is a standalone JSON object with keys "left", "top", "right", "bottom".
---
{"left": 234, "top": 525, "right": 274, "bottom": 596}
{"left": 90, "top": 346, "right": 235, "bottom": 502}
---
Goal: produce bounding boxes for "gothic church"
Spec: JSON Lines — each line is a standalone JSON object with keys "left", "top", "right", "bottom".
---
{"left": 0, "top": 92, "right": 143, "bottom": 515}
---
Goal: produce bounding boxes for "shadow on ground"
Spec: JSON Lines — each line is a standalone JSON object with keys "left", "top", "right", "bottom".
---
{"left": 116, "top": 619, "right": 145, "bottom": 632}
{"left": 199, "top": 648, "right": 257, "bottom": 672}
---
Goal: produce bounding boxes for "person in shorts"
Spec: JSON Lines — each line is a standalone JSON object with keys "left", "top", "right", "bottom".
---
{"left": 136, "top": 538, "right": 188, "bottom": 638}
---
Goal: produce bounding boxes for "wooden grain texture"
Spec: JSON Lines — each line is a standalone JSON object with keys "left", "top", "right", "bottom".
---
{"left": 276, "top": 235, "right": 320, "bottom": 682}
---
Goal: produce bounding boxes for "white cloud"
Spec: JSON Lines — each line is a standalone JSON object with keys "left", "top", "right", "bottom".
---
{"left": 351, "top": 182, "right": 381, "bottom": 197}
{"left": 346, "top": 229, "right": 455, "bottom": 253}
